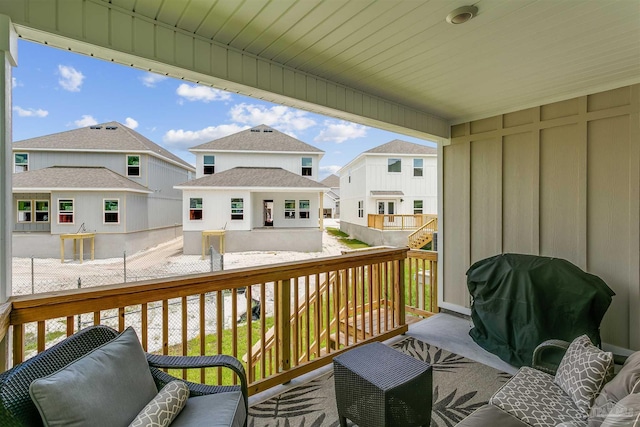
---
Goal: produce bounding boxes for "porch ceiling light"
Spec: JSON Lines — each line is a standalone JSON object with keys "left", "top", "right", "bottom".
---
{"left": 446, "top": 6, "right": 478, "bottom": 24}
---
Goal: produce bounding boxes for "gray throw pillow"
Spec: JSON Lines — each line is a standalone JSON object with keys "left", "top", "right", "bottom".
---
{"left": 554, "top": 334, "right": 614, "bottom": 416}
{"left": 129, "top": 381, "right": 190, "bottom": 427}
{"left": 589, "top": 352, "right": 640, "bottom": 426}
{"left": 599, "top": 393, "right": 640, "bottom": 427}
{"left": 29, "top": 327, "right": 158, "bottom": 427}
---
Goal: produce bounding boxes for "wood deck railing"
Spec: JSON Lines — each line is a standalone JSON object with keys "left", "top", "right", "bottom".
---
{"left": 4, "top": 247, "right": 426, "bottom": 395}
{"left": 367, "top": 214, "right": 435, "bottom": 230}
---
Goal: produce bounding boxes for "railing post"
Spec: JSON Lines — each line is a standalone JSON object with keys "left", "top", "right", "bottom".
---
{"left": 397, "top": 259, "right": 405, "bottom": 327}
{"left": 278, "top": 279, "right": 291, "bottom": 373}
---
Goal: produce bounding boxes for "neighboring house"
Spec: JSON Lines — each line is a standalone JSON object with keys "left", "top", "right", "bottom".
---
{"left": 12, "top": 122, "right": 195, "bottom": 258}
{"left": 320, "top": 174, "right": 340, "bottom": 218}
{"left": 176, "top": 125, "right": 327, "bottom": 253}
{"left": 338, "top": 140, "right": 437, "bottom": 247}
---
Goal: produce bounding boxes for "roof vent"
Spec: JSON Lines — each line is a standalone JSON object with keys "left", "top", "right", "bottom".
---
{"left": 263, "top": 129, "right": 273, "bottom": 133}
{"left": 90, "top": 125, "right": 102, "bottom": 129}
{"left": 250, "top": 129, "right": 260, "bottom": 133}
{"left": 106, "top": 126, "right": 118, "bottom": 130}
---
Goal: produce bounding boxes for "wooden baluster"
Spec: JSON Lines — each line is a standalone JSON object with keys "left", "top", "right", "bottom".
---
{"left": 246, "top": 285, "right": 253, "bottom": 383}
{"left": 398, "top": 259, "right": 406, "bottom": 327}
{"left": 93, "top": 311, "right": 101, "bottom": 327}
{"left": 118, "top": 307, "right": 125, "bottom": 332}
{"left": 351, "top": 267, "right": 357, "bottom": 345}
{"left": 274, "top": 281, "right": 280, "bottom": 373}
{"left": 217, "top": 290, "right": 223, "bottom": 385}
{"left": 232, "top": 288, "right": 238, "bottom": 385}
{"left": 13, "top": 324, "right": 24, "bottom": 365}
{"left": 278, "top": 279, "right": 291, "bottom": 372}
{"left": 360, "top": 266, "right": 365, "bottom": 340}
{"left": 292, "top": 278, "right": 299, "bottom": 366}
{"left": 162, "top": 300, "right": 169, "bottom": 356}
{"left": 199, "top": 294, "right": 205, "bottom": 383}
{"left": 182, "top": 296, "right": 188, "bottom": 379}
{"left": 37, "top": 321, "right": 45, "bottom": 353}
{"left": 260, "top": 283, "right": 267, "bottom": 379}
{"left": 314, "top": 273, "right": 321, "bottom": 360}
{"left": 325, "top": 273, "right": 331, "bottom": 355}
{"left": 304, "top": 275, "right": 310, "bottom": 363}
{"left": 67, "top": 316, "right": 74, "bottom": 337}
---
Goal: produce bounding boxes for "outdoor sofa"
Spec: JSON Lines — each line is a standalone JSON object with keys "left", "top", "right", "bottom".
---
{"left": 456, "top": 335, "right": 640, "bottom": 427}
{"left": 0, "top": 325, "right": 248, "bottom": 427}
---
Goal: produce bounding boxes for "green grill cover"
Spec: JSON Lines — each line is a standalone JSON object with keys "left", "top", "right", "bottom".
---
{"left": 466, "top": 253, "right": 615, "bottom": 367}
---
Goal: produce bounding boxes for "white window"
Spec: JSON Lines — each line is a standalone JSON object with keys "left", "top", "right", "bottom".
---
{"left": 302, "top": 158, "right": 312, "bottom": 176}
{"left": 190, "top": 198, "right": 203, "bottom": 220}
{"left": 204, "top": 155, "right": 215, "bottom": 175}
{"left": 358, "top": 201, "right": 363, "bottom": 218}
{"left": 35, "top": 200, "right": 49, "bottom": 222}
{"left": 285, "top": 200, "right": 296, "bottom": 219}
{"left": 14, "top": 153, "right": 28, "bottom": 173}
{"left": 127, "top": 155, "right": 140, "bottom": 177}
{"left": 58, "top": 199, "right": 74, "bottom": 224}
{"left": 348, "top": 170, "right": 352, "bottom": 183}
{"left": 231, "top": 198, "right": 244, "bottom": 220}
{"left": 388, "top": 158, "right": 401, "bottom": 173}
{"left": 413, "top": 159, "right": 423, "bottom": 177}
{"left": 299, "top": 200, "right": 310, "bottom": 219}
{"left": 414, "top": 200, "right": 423, "bottom": 214}
{"left": 104, "top": 199, "right": 120, "bottom": 224}
{"left": 17, "top": 200, "right": 32, "bottom": 222}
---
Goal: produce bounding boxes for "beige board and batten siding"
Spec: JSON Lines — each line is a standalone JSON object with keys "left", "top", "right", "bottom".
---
{"left": 443, "top": 84, "right": 640, "bottom": 350}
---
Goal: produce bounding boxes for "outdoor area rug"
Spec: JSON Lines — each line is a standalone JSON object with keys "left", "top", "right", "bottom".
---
{"left": 248, "top": 336, "right": 512, "bottom": 427}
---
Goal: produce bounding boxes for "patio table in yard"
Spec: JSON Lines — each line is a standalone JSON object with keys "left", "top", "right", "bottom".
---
{"left": 333, "top": 341, "right": 432, "bottom": 427}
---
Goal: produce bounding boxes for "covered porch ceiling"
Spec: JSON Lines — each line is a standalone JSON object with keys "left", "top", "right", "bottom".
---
{"left": 0, "top": 0, "right": 638, "bottom": 142}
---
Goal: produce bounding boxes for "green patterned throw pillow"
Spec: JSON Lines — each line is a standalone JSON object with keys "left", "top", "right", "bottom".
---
{"left": 129, "top": 381, "right": 189, "bottom": 427}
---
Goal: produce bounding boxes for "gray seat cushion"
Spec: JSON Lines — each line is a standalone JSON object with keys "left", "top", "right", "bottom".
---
{"left": 171, "top": 391, "right": 246, "bottom": 427}
{"left": 490, "top": 367, "right": 587, "bottom": 427}
{"left": 455, "top": 404, "right": 529, "bottom": 427}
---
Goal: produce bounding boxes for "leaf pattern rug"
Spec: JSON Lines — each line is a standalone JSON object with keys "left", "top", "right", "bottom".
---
{"left": 249, "top": 337, "right": 512, "bottom": 427}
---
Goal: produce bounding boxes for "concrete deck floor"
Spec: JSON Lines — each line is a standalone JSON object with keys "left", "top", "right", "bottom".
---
{"left": 249, "top": 312, "right": 517, "bottom": 406}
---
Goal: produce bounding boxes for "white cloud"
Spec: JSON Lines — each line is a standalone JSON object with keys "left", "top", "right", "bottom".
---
{"left": 58, "top": 65, "right": 85, "bottom": 92}
{"left": 314, "top": 120, "right": 367, "bottom": 143}
{"left": 176, "top": 83, "right": 231, "bottom": 102}
{"left": 12, "top": 77, "right": 18, "bottom": 88}
{"left": 229, "top": 103, "right": 316, "bottom": 134}
{"left": 124, "top": 117, "right": 139, "bottom": 129}
{"left": 163, "top": 124, "right": 249, "bottom": 149}
{"left": 74, "top": 115, "right": 98, "bottom": 127}
{"left": 13, "top": 106, "right": 48, "bottom": 118}
{"left": 141, "top": 73, "right": 168, "bottom": 88}
{"left": 320, "top": 165, "right": 342, "bottom": 175}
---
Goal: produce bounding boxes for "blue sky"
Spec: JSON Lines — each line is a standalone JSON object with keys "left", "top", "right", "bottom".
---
{"left": 12, "top": 40, "right": 436, "bottom": 179}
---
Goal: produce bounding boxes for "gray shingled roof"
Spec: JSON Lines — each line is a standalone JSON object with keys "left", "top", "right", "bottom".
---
{"left": 176, "top": 167, "right": 328, "bottom": 189}
{"left": 12, "top": 167, "right": 152, "bottom": 193}
{"left": 320, "top": 174, "right": 340, "bottom": 187}
{"left": 371, "top": 190, "right": 404, "bottom": 196}
{"left": 364, "top": 139, "right": 437, "bottom": 155}
{"left": 13, "top": 121, "right": 194, "bottom": 170}
{"left": 190, "top": 124, "right": 324, "bottom": 153}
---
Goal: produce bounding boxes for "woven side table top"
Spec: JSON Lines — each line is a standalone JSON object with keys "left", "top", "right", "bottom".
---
{"left": 333, "top": 341, "right": 432, "bottom": 427}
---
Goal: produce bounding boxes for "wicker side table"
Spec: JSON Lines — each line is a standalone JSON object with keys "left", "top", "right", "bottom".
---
{"left": 333, "top": 341, "right": 432, "bottom": 427}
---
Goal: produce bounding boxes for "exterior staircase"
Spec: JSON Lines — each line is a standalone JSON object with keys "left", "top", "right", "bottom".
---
{"left": 408, "top": 217, "right": 437, "bottom": 249}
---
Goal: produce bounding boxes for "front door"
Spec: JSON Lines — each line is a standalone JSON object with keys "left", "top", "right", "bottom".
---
{"left": 377, "top": 201, "right": 395, "bottom": 215}
{"left": 263, "top": 200, "right": 273, "bottom": 226}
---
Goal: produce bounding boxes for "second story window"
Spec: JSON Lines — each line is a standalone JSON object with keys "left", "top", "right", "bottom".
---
{"left": 190, "top": 198, "right": 203, "bottom": 220}
{"left": 413, "top": 159, "right": 423, "bottom": 177}
{"left": 285, "top": 200, "right": 296, "bottom": 219}
{"left": 58, "top": 199, "right": 74, "bottom": 224}
{"left": 204, "top": 155, "right": 215, "bottom": 175}
{"left": 127, "top": 155, "right": 140, "bottom": 177}
{"left": 14, "top": 153, "right": 28, "bottom": 173}
{"left": 231, "top": 198, "right": 244, "bottom": 220}
{"left": 299, "top": 200, "right": 310, "bottom": 218}
{"left": 104, "top": 199, "right": 120, "bottom": 224}
{"left": 388, "top": 158, "right": 401, "bottom": 173}
{"left": 35, "top": 200, "right": 49, "bottom": 222}
{"left": 302, "top": 158, "right": 312, "bottom": 176}
{"left": 358, "top": 201, "right": 364, "bottom": 218}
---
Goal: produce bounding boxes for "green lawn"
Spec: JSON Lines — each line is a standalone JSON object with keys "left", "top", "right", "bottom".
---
{"left": 326, "top": 227, "right": 370, "bottom": 250}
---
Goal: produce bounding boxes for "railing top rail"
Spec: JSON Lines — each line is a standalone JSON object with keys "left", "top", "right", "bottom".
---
{"left": 407, "top": 249, "right": 438, "bottom": 261}
{"left": 9, "top": 247, "right": 409, "bottom": 324}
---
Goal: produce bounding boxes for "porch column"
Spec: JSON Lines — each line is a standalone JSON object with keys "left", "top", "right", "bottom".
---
{"left": 0, "top": 15, "right": 16, "bottom": 302}
{"left": 0, "top": 14, "right": 16, "bottom": 371}
{"left": 319, "top": 191, "right": 323, "bottom": 230}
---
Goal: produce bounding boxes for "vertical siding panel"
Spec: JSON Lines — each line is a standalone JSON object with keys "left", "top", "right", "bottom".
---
{"left": 194, "top": 39, "right": 211, "bottom": 74}
{"left": 84, "top": 1, "right": 110, "bottom": 45}
{"left": 283, "top": 69, "right": 295, "bottom": 98}
{"left": 242, "top": 55, "right": 257, "bottom": 87}
{"left": 211, "top": 44, "right": 228, "bottom": 79}
{"left": 155, "top": 26, "right": 174, "bottom": 63}
{"left": 270, "top": 64, "right": 283, "bottom": 95}
{"left": 57, "top": 0, "right": 84, "bottom": 38}
{"left": 175, "top": 32, "right": 193, "bottom": 69}
{"left": 326, "top": 83, "right": 337, "bottom": 109}
{"left": 628, "top": 84, "right": 640, "bottom": 350}
{"left": 27, "top": 0, "right": 56, "bottom": 30}
{"left": 133, "top": 19, "right": 155, "bottom": 58}
{"left": 539, "top": 124, "right": 581, "bottom": 265}
{"left": 502, "top": 132, "right": 538, "bottom": 254}
{"left": 257, "top": 60, "right": 270, "bottom": 90}
{"left": 316, "top": 80, "right": 327, "bottom": 106}
{"left": 306, "top": 76, "right": 316, "bottom": 104}
{"left": 109, "top": 9, "right": 133, "bottom": 52}
{"left": 443, "top": 141, "right": 470, "bottom": 307}
{"left": 470, "top": 138, "right": 502, "bottom": 262}
{"left": 336, "top": 86, "right": 346, "bottom": 111}
{"left": 227, "top": 50, "right": 243, "bottom": 80}
{"left": 587, "top": 115, "right": 631, "bottom": 348}
{"left": 295, "top": 73, "right": 306, "bottom": 99}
